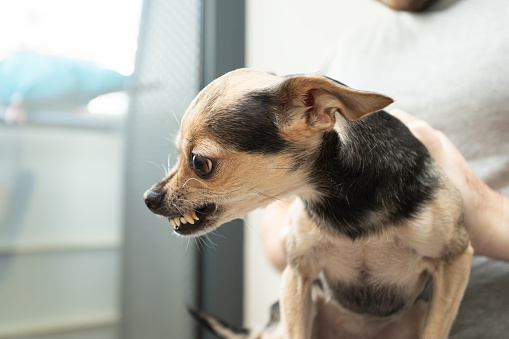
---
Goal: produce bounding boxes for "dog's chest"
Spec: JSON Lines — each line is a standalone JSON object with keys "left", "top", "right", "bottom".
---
{"left": 317, "top": 236, "right": 419, "bottom": 282}
{"left": 325, "top": 238, "right": 428, "bottom": 315}
{"left": 296, "top": 230, "right": 430, "bottom": 317}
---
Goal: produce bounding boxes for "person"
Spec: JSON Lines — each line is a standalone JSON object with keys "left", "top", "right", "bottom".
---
{"left": 262, "top": 0, "right": 509, "bottom": 337}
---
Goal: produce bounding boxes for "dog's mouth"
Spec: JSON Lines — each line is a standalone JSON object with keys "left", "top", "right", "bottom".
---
{"left": 169, "top": 203, "right": 217, "bottom": 236}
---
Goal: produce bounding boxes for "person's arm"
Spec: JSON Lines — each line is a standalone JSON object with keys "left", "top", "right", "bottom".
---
{"left": 262, "top": 199, "right": 293, "bottom": 272}
{"left": 391, "top": 109, "right": 509, "bottom": 261}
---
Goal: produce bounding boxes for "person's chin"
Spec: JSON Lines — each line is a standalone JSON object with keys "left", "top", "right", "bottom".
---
{"left": 377, "top": 0, "right": 439, "bottom": 12}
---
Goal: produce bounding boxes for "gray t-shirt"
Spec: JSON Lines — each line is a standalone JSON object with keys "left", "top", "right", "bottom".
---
{"left": 321, "top": 0, "right": 509, "bottom": 337}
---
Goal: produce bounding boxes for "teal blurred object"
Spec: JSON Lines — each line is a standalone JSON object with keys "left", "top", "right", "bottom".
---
{"left": 0, "top": 52, "right": 130, "bottom": 111}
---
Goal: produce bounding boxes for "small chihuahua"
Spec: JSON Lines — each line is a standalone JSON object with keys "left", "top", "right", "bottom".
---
{"left": 144, "top": 69, "right": 472, "bottom": 339}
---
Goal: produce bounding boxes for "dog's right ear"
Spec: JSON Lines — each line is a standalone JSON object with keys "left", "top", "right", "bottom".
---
{"left": 274, "top": 75, "right": 393, "bottom": 133}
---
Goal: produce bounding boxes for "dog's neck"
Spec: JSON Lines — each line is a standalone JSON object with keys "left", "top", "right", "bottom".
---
{"left": 300, "top": 111, "right": 439, "bottom": 239}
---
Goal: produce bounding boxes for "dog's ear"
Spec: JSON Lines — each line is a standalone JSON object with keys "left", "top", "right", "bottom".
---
{"left": 275, "top": 75, "right": 393, "bottom": 131}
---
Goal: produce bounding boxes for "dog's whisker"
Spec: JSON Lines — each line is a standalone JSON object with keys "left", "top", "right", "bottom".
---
{"left": 210, "top": 229, "right": 227, "bottom": 239}
{"left": 172, "top": 196, "right": 212, "bottom": 208}
{"left": 169, "top": 109, "right": 181, "bottom": 129}
{"left": 251, "top": 189, "right": 284, "bottom": 203}
{"left": 182, "top": 177, "right": 210, "bottom": 189}
{"left": 200, "top": 235, "right": 217, "bottom": 251}
{"left": 197, "top": 236, "right": 204, "bottom": 248}
{"left": 241, "top": 215, "right": 264, "bottom": 241}
{"left": 171, "top": 202, "right": 185, "bottom": 215}
{"left": 167, "top": 154, "right": 172, "bottom": 174}
{"left": 193, "top": 238, "right": 202, "bottom": 254}
{"left": 173, "top": 199, "right": 201, "bottom": 210}
{"left": 166, "top": 129, "right": 181, "bottom": 149}
{"left": 206, "top": 234, "right": 219, "bottom": 248}
{"left": 179, "top": 187, "right": 215, "bottom": 195}
{"left": 198, "top": 237, "right": 209, "bottom": 252}
{"left": 163, "top": 136, "right": 177, "bottom": 150}
{"left": 161, "top": 163, "right": 168, "bottom": 176}
{"left": 147, "top": 160, "right": 166, "bottom": 177}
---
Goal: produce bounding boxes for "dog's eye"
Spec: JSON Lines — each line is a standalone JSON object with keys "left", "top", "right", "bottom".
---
{"left": 192, "top": 154, "right": 213, "bottom": 177}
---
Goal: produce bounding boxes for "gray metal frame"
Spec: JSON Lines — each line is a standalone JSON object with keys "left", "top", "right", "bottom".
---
{"left": 121, "top": 0, "right": 245, "bottom": 338}
{"left": 199, "top": 1, "right": 246, "bottom": 338}
{"left": 121, "top": 0, "right": 202, "bottom": 338}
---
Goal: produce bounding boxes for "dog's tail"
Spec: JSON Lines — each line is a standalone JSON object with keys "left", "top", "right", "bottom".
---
{"left": 189, "top": 308, "right": 252, "bottom": 339}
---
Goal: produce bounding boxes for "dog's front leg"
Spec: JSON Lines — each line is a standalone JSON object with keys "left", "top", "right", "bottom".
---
{"left": 280, "top": 265, "right": 314, "bottom": 339}
{"left": 421, "top": 245, "right": 474, "bottom": 339}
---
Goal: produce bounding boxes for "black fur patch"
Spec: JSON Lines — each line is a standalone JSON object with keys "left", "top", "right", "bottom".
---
{"left": 266, "top": 301, "right": 281, "bottom": 327}
{"left": 303, "top": 111, "right": 439, "bottom": 239}
{"left": 206, "top": 90, "right": 288, "bottom": 154}
{"left": 330, "top": 282, "right": 407, "bottom": 317}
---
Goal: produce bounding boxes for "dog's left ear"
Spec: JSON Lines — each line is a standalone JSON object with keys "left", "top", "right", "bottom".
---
{"left": 276, "top": 75, "right": 393, "bottom": 131}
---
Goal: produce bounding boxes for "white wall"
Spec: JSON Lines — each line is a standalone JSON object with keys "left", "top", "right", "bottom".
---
{"left": 244, "top": 0, "right": 385, "bottom": 329}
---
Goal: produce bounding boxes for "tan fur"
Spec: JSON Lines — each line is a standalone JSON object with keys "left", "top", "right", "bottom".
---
{"left": 147, "top": 69, "right": 472, "bottom": 338}
{"left": 399, "top": 165, "right": 469, "bottom": 260}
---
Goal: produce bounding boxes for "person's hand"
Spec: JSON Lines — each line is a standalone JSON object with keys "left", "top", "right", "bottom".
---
{"left": 391, "top": 109, "right": 509, "bottom": 261}
{"left": 262, "top": 199, "right": 293, "bottom": 272}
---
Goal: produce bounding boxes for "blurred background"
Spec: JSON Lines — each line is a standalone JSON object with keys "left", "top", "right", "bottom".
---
{"left": 0, "top": 0, "right": 384, "bottom": 338}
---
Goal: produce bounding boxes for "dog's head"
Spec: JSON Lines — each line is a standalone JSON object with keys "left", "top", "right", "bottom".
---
{"left": 143, "top": 68, "right": 392, "bottom": 236}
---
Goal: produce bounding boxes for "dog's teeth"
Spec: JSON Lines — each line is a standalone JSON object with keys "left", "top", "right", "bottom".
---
{"left": 173, "top": 212, "right": 199, "bottom": 226}
{"left": 191, "top": 211, "right": 199, "bottom": 220}
{"left": 184, "top": 213, "right": 195, "bottom": 224}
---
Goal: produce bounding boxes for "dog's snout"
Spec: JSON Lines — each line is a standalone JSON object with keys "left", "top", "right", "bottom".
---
{"left": 144, "top": 189, "right": 165, "bottom": 212}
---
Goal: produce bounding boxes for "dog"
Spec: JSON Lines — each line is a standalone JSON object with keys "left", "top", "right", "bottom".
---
{"left": 144, "top": 68, "right": 473, "bottom": 339}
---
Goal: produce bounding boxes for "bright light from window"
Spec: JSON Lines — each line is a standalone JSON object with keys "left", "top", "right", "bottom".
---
{"left": 0, "top": 0, "right": 142, "bottom": 76}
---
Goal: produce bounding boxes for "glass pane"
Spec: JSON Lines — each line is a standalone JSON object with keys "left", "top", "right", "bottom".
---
{"left": 0, "top": 1, "right": 142, "bottom": 338}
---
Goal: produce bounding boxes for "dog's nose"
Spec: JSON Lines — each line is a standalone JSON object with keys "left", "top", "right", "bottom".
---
{"left": 143, "top": 189, "right": 165, "bottom": 212}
